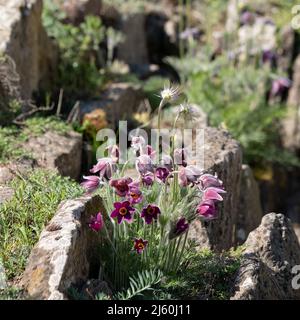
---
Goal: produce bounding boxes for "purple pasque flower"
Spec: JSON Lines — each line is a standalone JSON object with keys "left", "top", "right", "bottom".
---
{"left": 133, "top": 238, "right": 148, "bottom": 254}
{"left": 155, "top": 167, "right": 170, "bottom": 183}
{"left": 175, "top": 217, "right": 189, "bottom": 236}
{"left": 90, "top": 157, "right": 114, "bottom": 180}
{"left": 81, "top": 175, "right": 101, "bottom": 193}
{"left": 178, "top": 165, "right": 202, "bottom": 187}
{"left": 127, "top": 180, "right": 143, "bottom": 204}
{"left": 262, "top": 50, "right": 277, "bottom": 65}
{"left": 270, "top": 77, "right": 291, "bottom": 97}
{"left": 106, "top": 144, "right": 119, "bottom": 163}
{"left": 179, "top": 27, "right": 201, "bottom": 40}
{"left": 240, "top": 11, "right": 255, "bottom": 25}
{"left": 145, "top": 145, "right": 156, "bottom": 160}
{"left": 141, "top": 172, "right": 154, "bottom": 186}
{"left": 199, "top": 173, "right": 223, "bottom": 190}
{"left": 197, "top": 200, "right": 217, "bottom": 220}
{"left": 110, "top": 177, "right": 133, "bottom": 197}
{"left": 174, "top": 148, "right": 188, "bottom": 166}
{"left": 88, "top": 212, "right": 104, "bottom": 232}
{"left": 202, "top": 187, "right": 226, "bottom": 202}
{"left": 141, "top": 204, "right": 161, "bottom": 224}
{"left": 161, "top": 154, "right": 173, "bottom": 171}
{"left": 111, "top": 201, "right": 135, "bottom": 224}
{"left": 131, "top": 136, "right": 146, "bottom": 152}
{"left": 136, "top": 154, "right": 154, "bottom": 175}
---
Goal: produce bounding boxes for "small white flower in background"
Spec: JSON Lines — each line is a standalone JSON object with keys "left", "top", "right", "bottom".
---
{"left": 160, "top": 83, "right": 182, "bottom": 104}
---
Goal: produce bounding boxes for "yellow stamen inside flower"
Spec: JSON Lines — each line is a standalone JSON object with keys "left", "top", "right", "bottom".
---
{"left": 147, "top": 207, "right": 154, "bottom": 214}
{"left": 137, "top": 243, "right": 144, "bottom": 249}
{"left": 119, "top": 207, "right": 127, "bottom": 216}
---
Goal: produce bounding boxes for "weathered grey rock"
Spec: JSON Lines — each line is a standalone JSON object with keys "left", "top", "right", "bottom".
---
{"left": 0, "top": 158, "right": 36, "bottom": 185}
{"left": 189, "top": 127, "right": 243, "bottom": 251}
{"left": 237, "top": 164, "right": 263, "bottom": 242}
{"left": 24, "top": 131, "right": 82, "bottom": 180}
{"left": 117, "top": 13, "right": 149, "bottom": 65}
{"left": 277, "top": 25, "right": 295, "bottom": 73}
{"left": 54, "top": 0, "right": 102, "bottom": 25}
{"left": 0, "top": 259, "right": 7, "bottom": 290}
{"left": 281, "top": 54, "right": 300, "bottom": 151}
{"left": 231, "top": 213, "right": 300, "bottom": 300}
{"left": 0, "top": 186, "right": 15, "bottom": 205}
{"left": 21, "top": 194, "right": 104, "bottom": 300}
{"left": 0, "top": 0, "right": 58, "bottom": 101}
{"left": 80, "top": 82, "right": 144, "bottom": 129}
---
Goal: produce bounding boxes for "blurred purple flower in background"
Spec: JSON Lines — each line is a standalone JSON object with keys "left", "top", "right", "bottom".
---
{"left": 88, "top": 212, "right": 104, "bottom": 232}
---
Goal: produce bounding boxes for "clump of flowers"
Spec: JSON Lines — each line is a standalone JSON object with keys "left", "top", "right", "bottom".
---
{"left": 81, "top": 84, "right": 226, "bottom": 295}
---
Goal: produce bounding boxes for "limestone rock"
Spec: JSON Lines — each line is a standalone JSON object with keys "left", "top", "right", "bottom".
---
{"left": 0, "top": 158, "right": 36, "bottom": 185}
{"left": 281, "top": 54, "right": 300, "bottom": 151}
{"left": 117, "top": 13, "right": 149, "bottom": 65}
{"left": 277, "top": 25, "right": 295, "bottom": 73}
{"left": 54, "top": 0, "right": 102, "bottom": 25}
{"left": 80, "top": 82, "right": 144, "bottom": 129}
{"left": 0, "top": 186, "right": 15, "bottom": 205}
{"left": 237, "top": 164, "right": 263, "bottom": 242}
{"left": 21, "top": 195, "right": 104, "bottom": 300}
{"left": 0, "top": 259, "right": 7, "bottom": 290}
{"left": 24, "top": 131, "right": 82, "bottom": 180}
{"left": 231, "top": 213, "right": 300, "bottom": 300}
{"left": 189, "top": 127, "right": 242, "bottom": 251}
{"left": 0, "top": 0, "right": 58, "bottom": 101}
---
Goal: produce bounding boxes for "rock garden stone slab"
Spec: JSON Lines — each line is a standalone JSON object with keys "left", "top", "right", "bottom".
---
{"left": 80, "top": 82, "right": 144, "bottom": 129}
{"left": 189, "top": 127, "right": 242, "bottom": 251}
{"left": 21, "top": 194, "right": 104, "bottom": 300}
{"left": 0, "top": 0, "right": 57, "bottom": 101}
{"left": 23, "top": 131, "right": 82, "bottom": 180}
{"left": 231, "top": 213, "right": 300, "bottom": 300}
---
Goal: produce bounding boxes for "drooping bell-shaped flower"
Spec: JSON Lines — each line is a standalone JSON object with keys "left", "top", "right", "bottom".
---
{"left": 131, "top": 136, "right": 146, "bottom": 152}
{"left": 197, "top": 200, "right": 217, "bottom": 220}
{"left": 141, "top": 172, "right": 154, "bottom": 186}
{"left": 110, "top": 177, "right": 133, "bottom": 197}
{"left": 106, "top": 144, "right": 119, "bottom": 164}
{"left": 136, "top": 154, "right": 154, "bottom": 175}
{"left": 202, "top": 187, "right": 226, "bottom": 202}
{"left": 81, "top": 175, "right": 102, "bottom": 193}
{"left": 155, "top": 167, "right": 170, "bottom": 183}
{"left": 199, "top": 173, "right": 223, "bottom": 190}
{"left": 174, "top": 148, "right": 188, "bottom": 166}
{"left": 178, "top": 165, "right": 202, "bottom": 187}
{"left": 90, "top": 157, "right": 115, "bottom": 180}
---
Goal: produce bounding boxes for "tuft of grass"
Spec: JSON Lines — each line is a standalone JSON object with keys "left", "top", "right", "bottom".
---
{"left": 0, "top": 169, "right": 84, "bottom": 280}
{"left": 152, "top": 247, "right": 243, "bottom": 300}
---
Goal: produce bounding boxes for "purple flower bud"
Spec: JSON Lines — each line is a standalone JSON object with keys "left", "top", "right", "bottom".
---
{"left": 240, "top": 11, "right": 255, "bottom": 25}
{"left": 88, "top": 212, "right": 104, "bottom": 232}
{"left": 175, "top": 217, "right": 189, "bottom": 235}
{"left": 141, "top": 172, "right": 155, "bottom": 186}
{"left": 178, "top": 165, "right": 202, "bottom": 187}
{"left": 270, "top": 77, "right": 291, "bottom": 98}
{"left": 155, "top": 167, "right": 170, "bottom": 183}
{"left": 81, "top": 175, "right": 101, "bottom": 193}
{"left": 197, "top": 200, "right": 217, "bottom": 220}
{"left": 202, "top": 187, "right": 226, "bottom": 202}
{"left": 90, "top": 157, "right": 115, "bottom": 180}
{"left": 106, "top": 145, "right": 119, "bottom": 163}
{"left": 136, "top": 154, "right": 154, "bottom": 175}
{"left": 174, "top": 148, "right": 188, "bottom": 166}
{"left": 199, "top": 173, "right": 223, "bottom": 190}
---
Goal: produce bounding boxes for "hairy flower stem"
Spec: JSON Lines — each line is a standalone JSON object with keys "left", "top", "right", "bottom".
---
{"left": 174, "top": 231, "right": 188, "bottom": 272}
